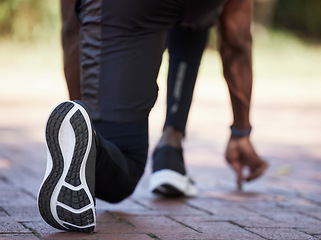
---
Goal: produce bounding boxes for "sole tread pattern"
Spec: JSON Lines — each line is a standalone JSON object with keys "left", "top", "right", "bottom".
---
{"left": 38, "top": 102, "right": 95, "bottom": 233}
{"left": 65, "top": 110, "right": 88, "bottom": 187}
{"left": 57, "top": 206, "right": 94, "bottom": 231}
{"left": 38, "top": 102, "right": 74, "bottom": 230}
{"left": 57, "top": 106, "right": 94, "bottom": 232}
{"left": 63, "top": 223, "right": 95, "bottom": 233}
{"left": 57, "top": 186, "right": 91, "bottom": 210}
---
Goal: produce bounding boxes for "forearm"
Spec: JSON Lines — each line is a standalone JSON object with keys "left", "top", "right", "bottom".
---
{"left": 221, "top": 37, "right": 252, "bottom": 130}
{"left": 218, "top": 0, "right": 253, "bottom": 130}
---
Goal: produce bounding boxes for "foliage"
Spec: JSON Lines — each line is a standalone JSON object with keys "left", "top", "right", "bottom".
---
{"left": 1, "top": 0, "right": 321, "bottom": 41}
{"left": 0, "top": 0, "right": 60, "bottom": 41}
{"left": 273, "top": 0, "right": 321, "bottom": 39}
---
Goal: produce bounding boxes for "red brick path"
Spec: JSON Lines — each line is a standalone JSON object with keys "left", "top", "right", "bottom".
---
{"left": 0, "top": 56, "right": 321, "bottom": 239}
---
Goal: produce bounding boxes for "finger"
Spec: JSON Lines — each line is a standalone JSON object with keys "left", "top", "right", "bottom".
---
{"left": 245, "top": 161, "right": 268, "bottom": 181}
{"left": 241, "top": 145, "right": 267, "bottom": 181}
{"left": 230, "top": 160, "right": 243, "bottom": 190}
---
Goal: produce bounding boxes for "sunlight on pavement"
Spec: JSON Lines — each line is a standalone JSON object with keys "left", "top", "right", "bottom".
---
{"left": 0, "top": 158, "right": 11, "bottom": 169}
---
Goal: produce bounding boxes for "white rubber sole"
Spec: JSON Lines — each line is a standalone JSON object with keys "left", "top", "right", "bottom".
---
{"left": 37, "top": 101, "right": 96, "bottom": 232}
{"left": 149, "top": 169, "right": 197, "bottom": 197}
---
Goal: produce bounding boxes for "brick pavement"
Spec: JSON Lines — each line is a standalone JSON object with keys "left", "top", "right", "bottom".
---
{"left": 1, "top": 51, "right": 321, "bottom": 239}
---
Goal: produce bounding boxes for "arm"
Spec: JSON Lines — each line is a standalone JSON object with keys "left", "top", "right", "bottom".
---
{"left": 61, "top": 0, "right": 82, "bottom": 100}
{"left": 218, "top": 0, "right": 267, "bottom": 189}
{"left": 218, "top": 0, "right": 252, "bottom": 130}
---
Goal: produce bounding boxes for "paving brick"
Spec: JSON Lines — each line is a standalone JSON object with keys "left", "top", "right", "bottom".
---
{"left": 171, "top": 214, "right": 292, "bottom": 229}
{"left": 0, "top": 221, "right": 31, "bottom": 234}
{"left": 2, "top": 205, "right": 42, "bottom": 222}
{"left": 42, "top": 232, "right": 99, "bottom": 240}
{"left": 232, "top": 218, "right": 294, "bottom": 228}
{"left": 274, "top": 197, "right": 320, "bottom": 210}
{"left": 296, "top": 227, "right": 321, "bottom": 236}
{"left": 0, "top": 188, "right": 36, "bottom": 206}
{"left": 95, "top": 198, "right": 151, "bottom": 215}
{"left": 23, "top": 221, "right": 99, "bottom": 240}
{"left": 22, "top": 221, "right": 61, "bottom": 236}
{"left": 0, "top": 234, "right": 39, "bottom": 240}
{"left": 94, "top": 233, "right": 153, "bottom": 240}
{"left": 95, "top": 209, "right": 123, "bottom": 222}
{"left": 0, "top": 207, "right": 9, "bottom": 217}
{"left": 1, "top": 52, "right": 321, "bottom": 240}
{"left": 168, "top": 217, "right": 264, "bottom": 239}
{"left": 152, "top": 231, "right": 216, "bottom": 240}
{"left": 249, "top": 207, "right": 321, "bottom": 229}
{"left": 247, "top": 227, "right": 316, "bottom": 240}
{"left": 94, "top": 221, "right": 136, "bottom": 234}
{"left": 119, "top": 215, "right": 198, "bottom": 234}
{"left": 187, "top": 198, "right": 278, "bottom": 223}
{"left": 134, "top": 197, "right": 207, "bottom": 216}
{"left": 301, "top": 193, "right": 321, "bottom": 205}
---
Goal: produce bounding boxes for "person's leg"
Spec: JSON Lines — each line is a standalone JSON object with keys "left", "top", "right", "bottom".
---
{"left": 75, "top": 0, "right": 185, "bottom": 200}
{"left": 77, "top": 0, "right": 185, "bottom": 121}
{"left": 38, "top": 0, "right": 226, "bottom": 232}
{"left": 74, "top": 0, "right": 225, "bottom": 193}
{"left": 150, "top": 3, "right": 227, "bottom": 196}
{"left": 93, "top": 120, "right": 148, "bottom": 203}
{"left": 38, "top": 0, "right": 187, "bottom": 232}
{"left": 149, "top": 25, "right": 208, "bottom": 197}
{"left": 162, "top": 26, "right": 209, "bottom": 145}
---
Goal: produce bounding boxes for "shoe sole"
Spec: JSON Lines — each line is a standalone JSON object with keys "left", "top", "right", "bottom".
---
{"left": 38, "top": 101, "right": 96, "bottom": 232}
{"left": 149, "top": 169, "right": 197, "bottom": 197}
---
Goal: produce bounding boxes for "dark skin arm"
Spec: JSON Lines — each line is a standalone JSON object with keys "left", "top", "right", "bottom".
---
{"left": 218, "top": 0, "right": 267, "bottom": 189}
{"left": 219, "top": 0, "right": 252, "bottom": 130}
{"left": 61, "top": 0, "right": 82, "bottom": 100}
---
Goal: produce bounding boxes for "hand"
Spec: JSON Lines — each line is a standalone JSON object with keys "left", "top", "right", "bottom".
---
{"left": 225, "top": 136, "right": 268, "bottom": 190}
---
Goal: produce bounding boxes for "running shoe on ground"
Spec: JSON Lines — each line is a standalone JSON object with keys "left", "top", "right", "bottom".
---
{"left": 38, "top": 101, "right": 96, "bottom": 232}
{"left": 149, "top": 146, "right": 197, "bottom": 197}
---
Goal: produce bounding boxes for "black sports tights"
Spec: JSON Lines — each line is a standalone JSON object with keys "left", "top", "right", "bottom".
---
{"left": 164, "top": 25, "right": 209, "bottom": 133}
{"left": 92, "top": 27, "right": 209, "bottom": 203}
{"left": 93, "top": 119, "right": 148, "bottom": 203}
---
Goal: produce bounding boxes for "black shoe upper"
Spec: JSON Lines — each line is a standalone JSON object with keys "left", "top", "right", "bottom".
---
{"left": 152, "top": 146, "right": 186, "bottom": 175}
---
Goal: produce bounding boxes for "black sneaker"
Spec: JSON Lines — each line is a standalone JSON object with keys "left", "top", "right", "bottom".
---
{"left": 38, "top": 101, "right": 96, "bottom": 232}
{"left": 149, "top": 146, "right": 197, "bottom": 197}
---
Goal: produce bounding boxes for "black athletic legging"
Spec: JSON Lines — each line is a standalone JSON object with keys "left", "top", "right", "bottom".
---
{"left": 165, "top": 4, "right": 225, "bottom": 133}
{"left": 91, "top": 27, "right": 208, "bottom": 203}
{"left": 76, "top": 0, "right": 225, "bottom": 203}
{"left": 164, "top": 25, "right": 209, "bottom": 133}
{"left": 93, "top": 120, "right": 148, "bottom": 203}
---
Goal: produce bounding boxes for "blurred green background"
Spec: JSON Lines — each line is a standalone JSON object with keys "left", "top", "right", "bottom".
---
{"left": 1, "top": 0, "right": 321, "bottom": 42}
{"left": 0, "top": 0, "right": 320, "bottom": 101}
{"left": 0, "top": 0, "right": 59, "bottom": 41}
